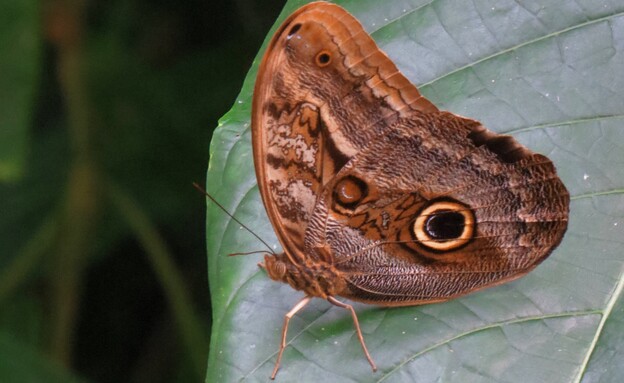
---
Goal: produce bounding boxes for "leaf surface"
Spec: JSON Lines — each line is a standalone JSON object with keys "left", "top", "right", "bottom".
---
{"left": 206, "top": 1, "right": 624, "bottom": 381}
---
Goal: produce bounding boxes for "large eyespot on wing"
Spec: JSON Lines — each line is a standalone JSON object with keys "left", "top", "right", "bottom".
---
{"left": 411, "top": 199, "right": 475, "bottom": 252}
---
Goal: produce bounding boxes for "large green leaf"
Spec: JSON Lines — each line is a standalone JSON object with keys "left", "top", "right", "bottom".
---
{"left": 206, "top": 1, "right": 624, "bottom": 381}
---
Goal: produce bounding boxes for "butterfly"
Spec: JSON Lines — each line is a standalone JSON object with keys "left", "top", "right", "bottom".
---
{"left": 249, "top": 1, "right": 569, "bottom": 379}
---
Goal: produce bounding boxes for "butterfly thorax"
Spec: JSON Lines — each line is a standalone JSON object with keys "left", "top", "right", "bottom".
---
{"left": 261, "top": 253, "right": 346, "bottom": 299}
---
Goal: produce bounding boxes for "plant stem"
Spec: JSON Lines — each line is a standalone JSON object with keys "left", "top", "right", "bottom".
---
{"left": 46, "top": 0, "right": 100, "bottom": 366}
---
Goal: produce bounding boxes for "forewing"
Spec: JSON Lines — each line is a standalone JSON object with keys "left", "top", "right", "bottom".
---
{"left": 252, "top": 2, "right": 437, "bottom": 261}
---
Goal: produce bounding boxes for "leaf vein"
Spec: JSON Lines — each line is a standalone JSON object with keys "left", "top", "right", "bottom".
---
{"left": 419, "top": 11, "right": 624, "bottom": 89}
{"left": 573, "top": 267, "right": 624, "bottom": 382}
{"left": 376, "top": 310, "right": 601, "bottom": 382}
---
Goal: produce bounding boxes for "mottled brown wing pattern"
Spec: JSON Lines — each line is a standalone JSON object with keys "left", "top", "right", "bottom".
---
{"left": 252, "top": 2, "right": 438, "bottom": 263}
{"left": 304, "top": 112, "right": 569, "bottom": 305}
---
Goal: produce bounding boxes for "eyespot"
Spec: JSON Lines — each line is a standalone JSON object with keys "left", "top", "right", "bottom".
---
{"left": 287, "top": 23, "right": 301, "bottom": 37}
{"left": 333, "top": 176, "right": 368, "bottom": 210}
{"left": 315, "top": 50, "right": 332, "bottom": 67}
{"left": 412, "top": 200, "right": 475, "bottom": 252}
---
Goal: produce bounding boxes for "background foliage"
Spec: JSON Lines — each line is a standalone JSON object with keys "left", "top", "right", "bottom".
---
{"left": 206, "top": 0, "right": 624, "bottom": 382}
{"left": 0, "top": 0, "right": 284, "bottom": 382}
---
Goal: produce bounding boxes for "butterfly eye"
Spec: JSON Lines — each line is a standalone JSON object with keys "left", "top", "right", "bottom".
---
{"left": 315, "top": 50, "right": 332, "bottom": 67}
{"left": 413, "top": 200, "right": 475, "bottom": 252}
{"left": 333, "top": 176, "right": 368, "bottom": 211}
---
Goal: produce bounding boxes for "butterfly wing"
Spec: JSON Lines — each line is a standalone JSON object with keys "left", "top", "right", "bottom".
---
{"left": 303, "top": 111, "right": 569, "bottom": 306}
{"left": 252, "top": 2, "right": 437, "bottom": 262}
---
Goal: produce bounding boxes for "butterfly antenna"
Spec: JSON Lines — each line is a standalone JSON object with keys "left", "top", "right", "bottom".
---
{"left": 228, "top": 250, "right": 270, "bottom": 257}
{"left": 192, "top": 182, "right": 274, "bottom": 253}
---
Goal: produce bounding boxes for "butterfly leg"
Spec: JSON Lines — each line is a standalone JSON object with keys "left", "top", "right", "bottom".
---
{"left": 271, "top": 295, "right": 312, "bottom": 380}
{"left": 327, "top": 296, "right": 377, "bottom": 372}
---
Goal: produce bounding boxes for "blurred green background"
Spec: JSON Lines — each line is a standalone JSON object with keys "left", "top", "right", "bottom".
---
{"left": 0, "top": 0, "right": 284, "bottom": 381}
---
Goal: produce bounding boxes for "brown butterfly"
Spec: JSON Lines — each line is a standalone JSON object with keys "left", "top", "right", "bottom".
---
{"left": 250, "top": 1, "right": 569, "bottom": 379}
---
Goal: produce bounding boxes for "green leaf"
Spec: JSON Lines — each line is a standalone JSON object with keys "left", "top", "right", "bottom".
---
{"left": 0, "top": 0, "right": 40, "bottom": 181}
{"left": 206, "top": 1, "right": 624, "bottom": 381}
